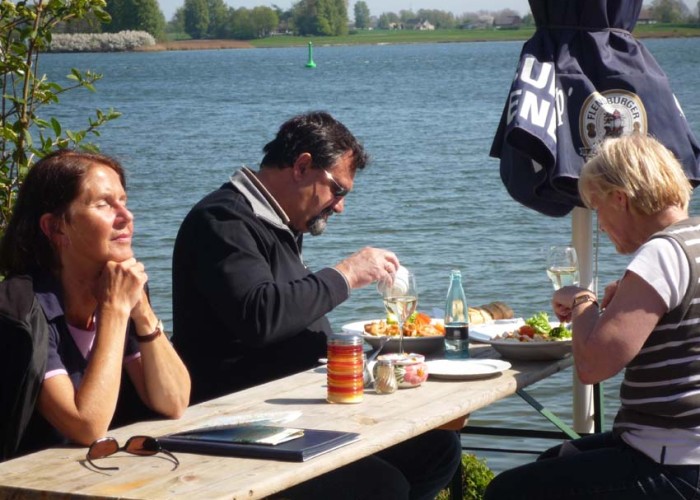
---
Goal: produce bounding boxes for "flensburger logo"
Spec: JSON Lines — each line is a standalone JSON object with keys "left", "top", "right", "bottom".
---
{"left": 579, "top": 90, "right": 647, "bottom": 157}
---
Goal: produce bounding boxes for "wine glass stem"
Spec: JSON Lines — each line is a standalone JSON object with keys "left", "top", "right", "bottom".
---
{"left": 398, "top": 321, "right": 404, "bottom": 354}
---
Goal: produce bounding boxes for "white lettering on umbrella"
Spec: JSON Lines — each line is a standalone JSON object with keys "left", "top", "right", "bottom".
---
{"left": 520, "top": 56, "right": 552, "bottom": 90}
{"left": 520, "top": 91, "right": 551, "bottom": 127}
{"left": 505, "top": 55, "right": 563, "bottom": 143}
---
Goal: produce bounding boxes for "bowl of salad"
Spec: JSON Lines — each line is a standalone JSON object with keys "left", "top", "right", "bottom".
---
{"left": 476, "top": 312, "right": 573, "bottom": 361}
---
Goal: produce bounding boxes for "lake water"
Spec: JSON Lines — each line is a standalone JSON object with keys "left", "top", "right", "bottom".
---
{"left": 41, "top": 37, "right": 700, "bottom": 473}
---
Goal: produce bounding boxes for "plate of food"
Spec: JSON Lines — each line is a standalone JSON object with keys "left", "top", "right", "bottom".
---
{"left": 426, "top": 359, "right": 512, "bottom": 380}
{"left": 473, "top": 312, "right": 573, "bottom": 361}
{"left": 342, "top": 313, "right": 445, "bottom": 355}
{"left": 469, "top": 318, "right": 526, "bottom": 343}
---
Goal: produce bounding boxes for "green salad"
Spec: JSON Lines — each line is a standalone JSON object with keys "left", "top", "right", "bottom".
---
{"left": 524, "top": 312, "right": 572, "bottom": 339}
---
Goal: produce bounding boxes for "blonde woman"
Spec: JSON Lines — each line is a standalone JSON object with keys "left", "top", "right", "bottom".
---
{"left": 486, "top": 134, "right": 700, "bottom": 499}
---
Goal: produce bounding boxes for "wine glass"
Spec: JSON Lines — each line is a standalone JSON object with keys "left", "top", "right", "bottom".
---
{"left": 379, "top": 270, "right": 417, "bottom": 355}
{"left": 546, "top": 245, "right": 580, "bottom": 290}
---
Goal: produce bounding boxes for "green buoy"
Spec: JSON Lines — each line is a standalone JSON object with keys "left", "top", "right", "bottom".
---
{"left": 305, "top": 42, "right": 316, "bottom": 68}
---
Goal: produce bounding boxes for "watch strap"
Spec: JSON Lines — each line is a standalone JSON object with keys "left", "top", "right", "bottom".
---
{"left": 137, "top": 319, "right": 163, "bottom": 343}
{"left": 571, "top": 294, "right": 598, "bottom": 310}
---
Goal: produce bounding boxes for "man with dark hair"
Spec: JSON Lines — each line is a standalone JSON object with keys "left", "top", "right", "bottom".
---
{"left": 172, "top": 111, "right": 460, "bottom": 499}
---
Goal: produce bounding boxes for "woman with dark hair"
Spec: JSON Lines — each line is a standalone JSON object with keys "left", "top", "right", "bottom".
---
{"left": 0, "top": 150, "right": 190, "bottom": 460}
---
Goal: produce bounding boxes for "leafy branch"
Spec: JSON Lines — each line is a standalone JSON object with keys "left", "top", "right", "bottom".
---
{"left": 0, "top": 0, "right": 120, "bottom": 235}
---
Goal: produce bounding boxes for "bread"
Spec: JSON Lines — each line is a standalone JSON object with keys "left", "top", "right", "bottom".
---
{"left": 468, "top": 302, "right": 514, "bottom": 325}
{"left": 468, "top": 307, "right": 491, "bottom": 325}
{"left": 491, "top": 301, "right": 514, "bottom": 319}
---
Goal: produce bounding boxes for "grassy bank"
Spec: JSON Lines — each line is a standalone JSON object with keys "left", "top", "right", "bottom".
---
{"left": 246, "top": 23, "right": 700, "bottom": 49}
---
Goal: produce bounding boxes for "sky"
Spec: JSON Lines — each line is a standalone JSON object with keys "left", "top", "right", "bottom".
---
{"left": 157, "top": 0, "right": 698, "bottom": 23}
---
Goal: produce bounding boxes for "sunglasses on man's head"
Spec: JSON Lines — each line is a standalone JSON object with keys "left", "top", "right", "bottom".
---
{"left": 323, "top": 169, "right": 350, "bottom": 198}
{"left": 86, "top": 435, "right": 179, "bottom": 471}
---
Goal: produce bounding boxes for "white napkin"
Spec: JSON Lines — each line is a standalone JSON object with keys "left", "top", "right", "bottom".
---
{"left": 378, "top": 265, "right": 410, "bottom": 295}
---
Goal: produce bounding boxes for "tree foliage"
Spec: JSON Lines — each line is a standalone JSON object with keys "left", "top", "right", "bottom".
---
{"left": 105, "top": 0, "right": 166, "bottom": 39}
{"left": 184, "top": 0, "right": 209, "bottom": 38}
{"left": 293, "top": 0, "right": 348, "bottom": 36}
{"left": 650, "top": 0, "right": 690, "bottom": 23}
{"left": 354, "top": 1, "right": 370, "bottom": 29}
{"left": 0, "top": 0, "right": 121, "bottom": 237}
{"left": 206, "top": 0, "right": 229, "bottom": 38}
{"left": 250, "top": 6, "right": 279, "bottom": 38}
{"left": 416, "top": 9, "right": 456, "bottom": 29}
{"left": 377, "top": 11, "right": 399, "bottom": 29}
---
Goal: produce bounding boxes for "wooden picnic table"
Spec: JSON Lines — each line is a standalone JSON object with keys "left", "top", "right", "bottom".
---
{"left": 0, "top": 344, "right": 573, "bottom": 499}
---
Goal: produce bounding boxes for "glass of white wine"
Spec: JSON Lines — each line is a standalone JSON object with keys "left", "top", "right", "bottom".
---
{"left": 546, "top": 245, "right": 580, "bottom": 290}
{"left": 380, "top": 270, "right": 417, "bottom": 354}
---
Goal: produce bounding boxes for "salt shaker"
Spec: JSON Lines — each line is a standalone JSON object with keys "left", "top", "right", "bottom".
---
{"left": 374, "top": 359, "right": 398, "bottom": 394}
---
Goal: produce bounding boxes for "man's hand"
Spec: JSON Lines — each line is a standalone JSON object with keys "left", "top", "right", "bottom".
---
{"left": 335, "top": 247, "right": 400, "bottom": 289}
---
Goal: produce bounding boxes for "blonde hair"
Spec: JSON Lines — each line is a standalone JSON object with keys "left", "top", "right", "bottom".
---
{"left": 579, "top": 134, "right": 692, "bottom": 215}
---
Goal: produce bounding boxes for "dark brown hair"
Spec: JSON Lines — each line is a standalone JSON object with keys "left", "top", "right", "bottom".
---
{"left": 261, "top": 111, "right": 369, "bottom": 172}
{"left": 0, "top": 150, "right": 126, "bottom": 276}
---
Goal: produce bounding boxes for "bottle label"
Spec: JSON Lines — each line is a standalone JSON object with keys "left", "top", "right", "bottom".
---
{"left": 445, "top": 324, "right": 469, "bottom": 340}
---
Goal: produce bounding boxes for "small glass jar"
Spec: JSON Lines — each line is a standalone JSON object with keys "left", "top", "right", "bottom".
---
{"left": 327, "top": 334, "right": 364, "bottom": 403}
{"left": 373, "top": 359, "right": 398, "bottom": 394}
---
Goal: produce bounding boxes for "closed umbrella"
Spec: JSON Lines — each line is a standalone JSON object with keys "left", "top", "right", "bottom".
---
{"left": 491, "top": 0, "right": 700, "bottom": 218}
{"left": 490, "top": 0, "right": 700, "bottom": 432}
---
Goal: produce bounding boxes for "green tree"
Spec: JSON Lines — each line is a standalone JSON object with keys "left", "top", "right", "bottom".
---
{"left": 105, "top": 0, "right": 166, "bottom": 38}
{"left": 184, "top": 0, "right": 209, "bottom": 38}
{"left": 0, "top": 0, "right": 121, "bottom": 237}
{"left": 229, "top": 7, "right": 255, "bottom": 39}
{"left": 293, "top": 0, "right": 348, "bottom": 36}
{"left": 377, "top": 12, "right": 399, "bottom": 29}
{"left": 167, "top": 7, "right": 186, "bottom": 35}
{"left": 206, "top": 0, "right": 229, "bottom": 38}
{"left": 251, "top": 6, "right": 279, "bottom": 38}
{"left": 329, "top": 0, "right": 348, "bottom": 35}
{"left": 416, "top": 9, "right": 456, "bottom": 29}
{"left": 650, "top": 0, "right": 690, "bottom": 23}
{"left": 399, "top": 9, "right": 415, "bottom": 23}
{"left": 354, "top": 1, "right": 370, "bottom": 29}
{"left": 55, "top": 12, "right": 103, "bottom": 33}
{"left": 273, "top": 4, "right": 294, "bottom": 33}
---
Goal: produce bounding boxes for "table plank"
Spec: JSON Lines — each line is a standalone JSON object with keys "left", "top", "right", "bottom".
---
{"left": 0, "top": 345, "right": 572, "bottom": 499}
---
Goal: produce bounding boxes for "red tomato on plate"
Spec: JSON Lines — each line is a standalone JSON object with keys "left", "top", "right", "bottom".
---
{"left": 518, "top": 325, "right": 536, "bottom": 338}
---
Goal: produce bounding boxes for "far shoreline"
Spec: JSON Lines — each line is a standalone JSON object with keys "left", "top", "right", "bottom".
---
{"left": 119, "top": 25, "right": 700, "bottom": 53}
{"left": 135, "top": 39, "right": 255, "bottom": 51}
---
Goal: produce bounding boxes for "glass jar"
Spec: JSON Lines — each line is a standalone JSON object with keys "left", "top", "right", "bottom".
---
{"left": 327, "top": 334, "right": 364, "bottom": 403}
{"left": 373, "top": 359, "right": 398, "bottom": 394}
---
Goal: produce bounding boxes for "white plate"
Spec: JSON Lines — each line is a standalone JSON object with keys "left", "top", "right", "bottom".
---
{"left": 426, "top": 359, "right": 512, "bottom": 380}
{"left": 488, "top": 339, "right": 572, "bottom": 361}
{"left": 469, "top": 318, "right": 526, "bottom": 342}
{"left": 342, "top": 319, "right": 445, "bottom": 355}
{"left": 470, "top": 319, "right": 572, "bottom": 361}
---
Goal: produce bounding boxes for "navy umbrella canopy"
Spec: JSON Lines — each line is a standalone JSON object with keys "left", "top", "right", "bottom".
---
{"left": 491, "top": 0, "right": 700, "bottom": 217}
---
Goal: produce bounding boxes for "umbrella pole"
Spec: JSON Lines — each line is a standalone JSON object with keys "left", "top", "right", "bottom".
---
{"left": 572, "top": 207, "right": 595, "bottom": 433}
